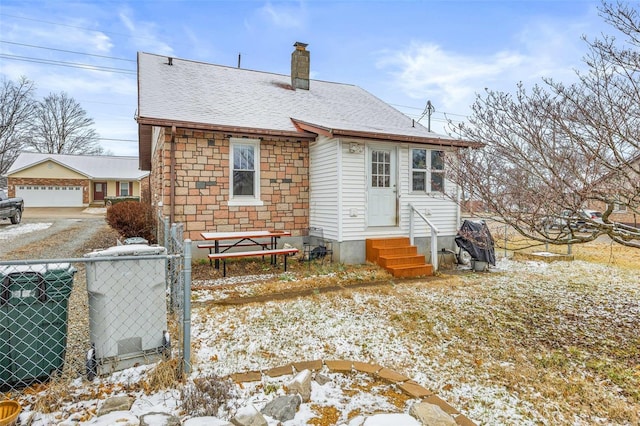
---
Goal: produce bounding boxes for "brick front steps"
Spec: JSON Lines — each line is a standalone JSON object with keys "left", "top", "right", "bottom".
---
{"left": 366, "top": 237, "right": 433, "bottom": 278}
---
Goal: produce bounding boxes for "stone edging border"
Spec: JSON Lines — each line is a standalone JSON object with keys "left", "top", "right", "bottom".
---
{"left": 226, "top": 359, "right": 477, "bottom": 426}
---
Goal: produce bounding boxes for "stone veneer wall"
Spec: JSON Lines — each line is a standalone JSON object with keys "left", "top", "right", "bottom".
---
{"left": 589, "top": 200, "right": 638, "bottom": 227}
{"left": 153, "top": 128, "right": 310, "bottom": 241}
{"left": 7, "top": 177, "right": 90, "bottom": 203}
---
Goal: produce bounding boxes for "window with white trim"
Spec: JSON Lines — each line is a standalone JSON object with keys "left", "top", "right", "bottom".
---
{"left": 614, "top": 198, "right": 627, "bottom": 212}
{"left": 229, "top": 138, "right": 262, "bottom": 205}
{"left": 119, "top": 181, "right": 130, "bottom": 196}
{"left": 411, "top": 148, "right": 445, "bottom": 193}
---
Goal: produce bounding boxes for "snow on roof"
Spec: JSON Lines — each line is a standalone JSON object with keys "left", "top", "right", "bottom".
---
{"left": 137, "top": 52, "right": 459, "bottom": 143}
{"left": 7, "top": 152, "right": 149, "bottom": 180}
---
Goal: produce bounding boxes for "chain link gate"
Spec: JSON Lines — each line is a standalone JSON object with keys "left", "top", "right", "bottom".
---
{"left": 0, "top": 214, "right": 191, "bottom": 393}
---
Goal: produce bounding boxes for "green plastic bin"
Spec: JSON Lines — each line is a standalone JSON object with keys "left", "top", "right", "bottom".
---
{"left": 0, "top": 263, "right": 77, "bottom": 388}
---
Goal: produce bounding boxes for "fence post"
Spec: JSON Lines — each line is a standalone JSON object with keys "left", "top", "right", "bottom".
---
{"left": 183, "top": 239, "right": 192, "bottom": 375}
{"left": 164, "top": 217, "right": 170, "bottom": 251}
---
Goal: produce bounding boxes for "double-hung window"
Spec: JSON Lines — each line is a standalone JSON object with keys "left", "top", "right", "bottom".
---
{"left": 229, "top": 138, "right": 262, "bottom": 205}
{"left": 411, "top": 148, "right": 445, "bottom": 193}
{"left": 119, "top": 181, "right": 130, "bottom": 196}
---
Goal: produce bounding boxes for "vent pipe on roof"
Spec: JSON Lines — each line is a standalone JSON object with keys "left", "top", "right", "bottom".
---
{"left": 167, "top": 57, "right": 173, "bottom": 66}
{"left": 291, "top": 42, "right": 310, "bottom": 90}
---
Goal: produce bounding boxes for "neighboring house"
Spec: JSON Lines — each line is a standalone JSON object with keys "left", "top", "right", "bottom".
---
{"left": 587, "top": 153, "right": 640, "bottom": 227}
{"left": 6, "top": 152, "right": 150, "bottom": 207}
{"left": 136, "top": 43, "right": 478, "bottom": 265}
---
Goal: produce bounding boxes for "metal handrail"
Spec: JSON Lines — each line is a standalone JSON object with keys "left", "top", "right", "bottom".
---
{"left": 409, "top": 203, "right": 439, "bottom": 271}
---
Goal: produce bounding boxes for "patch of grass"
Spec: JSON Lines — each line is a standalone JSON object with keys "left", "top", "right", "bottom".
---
{"left": 143, "top": 358, "right": 183, "bottom": 393}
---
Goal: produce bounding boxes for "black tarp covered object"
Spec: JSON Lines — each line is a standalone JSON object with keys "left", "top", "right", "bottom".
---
{"left": 455, "top": 220, "right": 496, "bottom": 265}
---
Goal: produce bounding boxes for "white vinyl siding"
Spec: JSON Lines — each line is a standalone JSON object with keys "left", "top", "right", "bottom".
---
{"left": 309, "top": 136, "right": 340, "bottom": 240}
{"left": 310, "top": 139, "right": 461, "bottom": 243}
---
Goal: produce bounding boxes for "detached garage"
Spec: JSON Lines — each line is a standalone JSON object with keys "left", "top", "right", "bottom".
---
{"left": 6, "top": 152, "right": 149, "bottom": 208}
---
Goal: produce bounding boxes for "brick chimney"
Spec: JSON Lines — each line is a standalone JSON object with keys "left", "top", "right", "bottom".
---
{"left": 291, "top": 42, "right": 310, "bottom": 90}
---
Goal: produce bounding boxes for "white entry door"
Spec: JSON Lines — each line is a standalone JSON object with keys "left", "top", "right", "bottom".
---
{"left": 368, "top": 147, "right": 397, "bottom": 226}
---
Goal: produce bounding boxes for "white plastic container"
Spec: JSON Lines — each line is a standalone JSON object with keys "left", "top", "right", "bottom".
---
{"left": 84, "top": 244, "right": 168, "bottom": 377}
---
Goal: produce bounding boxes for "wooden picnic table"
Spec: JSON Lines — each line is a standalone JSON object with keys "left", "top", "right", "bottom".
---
{"left": 199, "top": 230, "right": 292, "bottom": 269}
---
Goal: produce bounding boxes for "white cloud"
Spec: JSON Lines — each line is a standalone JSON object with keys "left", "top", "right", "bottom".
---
{"left": 118, "top": 6, "right": 174, "bottom": 56}
{"left": 375, "top": 12, "right": 599, "bottom": 128}
{"left": 378, "top": 42, "right": 529, "bottom": 111}
{"left": 252, "top": 1, "right": 306, "bottom": 29}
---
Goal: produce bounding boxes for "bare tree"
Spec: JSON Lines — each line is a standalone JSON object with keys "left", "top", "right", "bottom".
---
{"left": 26, "top": 92, "right": 103, "bottom": 155}
{"left": 448, "top": 1, "right": 640, "bottom": 248}
{"left": 0, "top": 76, "right": 36, "bottom": 176}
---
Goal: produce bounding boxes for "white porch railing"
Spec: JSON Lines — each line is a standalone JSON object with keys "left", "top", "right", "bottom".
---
{"left": 409, "top": 203, "right": 439, "bottom": 271}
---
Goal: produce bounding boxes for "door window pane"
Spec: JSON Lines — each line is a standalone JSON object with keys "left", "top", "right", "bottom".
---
{"left": 371, "top": 150, "right": 391, "bottom": 188}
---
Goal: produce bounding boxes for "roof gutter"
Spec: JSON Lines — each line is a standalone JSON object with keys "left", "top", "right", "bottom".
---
{"left": 136, "top": 117, "right": 317, "bottom": 140}
{"left": 290, "top": 118, "right": 483, "bottom": 148}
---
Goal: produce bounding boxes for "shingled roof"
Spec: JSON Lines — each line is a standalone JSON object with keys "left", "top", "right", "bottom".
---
{"left": 136, "top": 51, "right": 471, "bottom": 146}
{"left": 7, "top": 152, "right": 149, "bottom": 180}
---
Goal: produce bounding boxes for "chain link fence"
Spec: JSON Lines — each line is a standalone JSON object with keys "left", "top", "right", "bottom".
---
{"left": 0, "top": 214, "right": 192, "bottom": 393}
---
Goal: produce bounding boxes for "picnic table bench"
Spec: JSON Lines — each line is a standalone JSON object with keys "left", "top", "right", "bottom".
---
{"left": 199, "top": 230, "right": 293, "bottom": 272}
{"left": 197, "top": 242, "right": 269, "bottom": 263}
{"left": 208, "top": 247, "right": 299, "bottom": 277}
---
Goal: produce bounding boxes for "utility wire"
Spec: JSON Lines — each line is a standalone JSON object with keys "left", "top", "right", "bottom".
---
{"left": 98, "top": 138, "right": 137, "bottom": 142}
{"left": 389, "top": 102, "right": 469, "bottom": 118}
{"left": 0, "top": 13, "right": 158, "bottom": 42}
{"left": 0, "top": 40, "right": 136, "bottom": 62}
{"left": 0, "top": 54, "right": 136, "bottom": 74}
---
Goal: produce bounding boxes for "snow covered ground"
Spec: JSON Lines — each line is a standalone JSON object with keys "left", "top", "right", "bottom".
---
{"left": 6, "top": 254, "right": 640, "bottom": 425}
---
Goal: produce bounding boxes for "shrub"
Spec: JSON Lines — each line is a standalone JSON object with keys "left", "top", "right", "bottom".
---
{"left": 181, "top": 374, "right": 235, "bottom": 417}
{"left": 105, "top": 201, "right": 157, "bottom": 244}
{"left": 104, "top": 196, "right": 140, "bottom": 206}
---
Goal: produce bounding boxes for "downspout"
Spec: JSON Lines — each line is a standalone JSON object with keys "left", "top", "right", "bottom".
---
{"left": 170, "top": 125, "right": 176, "bottom": 224}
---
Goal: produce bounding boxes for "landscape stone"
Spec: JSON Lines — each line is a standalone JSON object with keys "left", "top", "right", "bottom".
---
{"left": 453, "top": 414, "right": 478, "bottom": 426}
{"left": 97, "top": 396, "right": 133, "bottom": 416}
{"left": 230, "top": 404, "right": 268, "bottom": 426}
{"left": 260, "top": 395, "right": 301, "bottom": 422}
{"left": 399, "top": 380, "right": 433, "bottom": 398}
{"left": 140, "top": 412, "right": 181, "bottom": 426}
{"left": 264, "top": 364, "right": 293, "bottom": 377}
{"left": 292, "top": 360, "right": 323, "bottom": 371}
{"left": 376, "top": 367, "right": 409, "bottom": 383}
{"left": 183, "top": 418, "right": 233, "bottom": 426}
{"left": 80, "top": 411, "right": 139, "bottom": 425}
{"left": 409, "top": 402, "right": 457, "bottom": 426}
{"left": 287, "top": 369, "right": 313, "bottom": 402}
{"left": 422, "top": 395, "right": 459, "bottom": 415}
{"left": 314, "top": 373, "right": 331, "bottom": 385}
{"left": 230, "top": 371, "right": 262, "bottom": 383}
{"left": 362, "top": 413, "right": 421, "bottom": 425}
{"left": 325, "top": 359, "right": 352, "bottom": 372}
{"left": 352, "top": 361, "right": 383, "bottom": 374}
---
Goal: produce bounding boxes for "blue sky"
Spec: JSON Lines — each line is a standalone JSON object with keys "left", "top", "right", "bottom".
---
{"left": 0, "top": 0, "right": 607, "bottom": 156}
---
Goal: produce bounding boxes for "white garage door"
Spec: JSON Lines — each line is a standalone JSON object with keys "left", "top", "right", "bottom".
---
{"left": 16, "top": 185, "right": 83, "bottom": 207}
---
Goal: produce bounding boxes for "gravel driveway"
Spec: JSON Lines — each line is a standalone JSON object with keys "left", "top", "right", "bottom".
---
{"left": 0, "top": 209, "right": 121, "bottom": 381}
